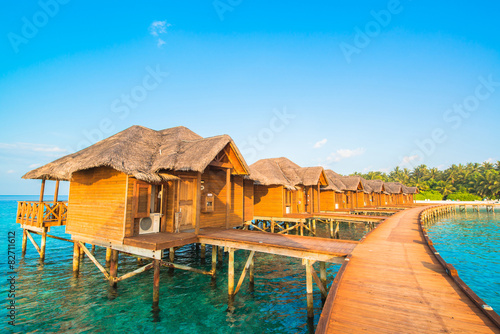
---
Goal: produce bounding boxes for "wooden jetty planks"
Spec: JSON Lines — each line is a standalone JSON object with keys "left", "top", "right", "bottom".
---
{"left": 198, "top": 228, "right": 357, "bottom": 263}
{"left": 123, "top": 232, "right": 198, "bottom": 251}
{"left": 320, "top": 207, "right": 499, "bottom": 333}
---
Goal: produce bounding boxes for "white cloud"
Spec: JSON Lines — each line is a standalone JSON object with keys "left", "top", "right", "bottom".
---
{"left": 0, "top": 143, "right": 67, "bottom": 154}
{"left": 6, "top": 170, "right": 15, "bottom": 174}
{"left": 378, "top": 167, "right": 390, "bottom": 173}
{"left": 29, "top": 163, "right": 41, "bottom": 168}
{"left": 149, "top": 20, "right": 171, "bottom": 48}
{"left": 326, "top": 148, "right": 365, "bottom": 163}
{"left": 313, "top": 138, "right": 327, "bottom": 149}
{"left": 400, "top": 154, "right": 421, "bottom": 166}
{"left": 485, "top": 157, "right": 494, "bottom": 163}
{"left": 363, "top": 166, "right": 372, "bottom": 173}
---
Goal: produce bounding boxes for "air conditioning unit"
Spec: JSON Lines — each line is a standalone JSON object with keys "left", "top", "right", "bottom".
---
{"left": 139, "top": 213, "right": 161, "bottom": 234}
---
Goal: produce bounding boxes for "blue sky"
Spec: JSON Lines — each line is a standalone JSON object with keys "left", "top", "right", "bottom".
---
{"left": 1, "top": 0, "right": 499, "bottom": 195}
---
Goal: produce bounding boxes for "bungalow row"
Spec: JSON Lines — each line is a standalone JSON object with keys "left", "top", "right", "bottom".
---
{"left": 18, "top": 126, "right": 418, "bottom": 252}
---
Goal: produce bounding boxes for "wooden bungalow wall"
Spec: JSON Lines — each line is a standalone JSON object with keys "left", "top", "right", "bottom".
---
{"left": 254, "top": 185, "right": 284, "bottom": 217}
{"left": 67, "top": 167, "right": 128, "bottom": 243}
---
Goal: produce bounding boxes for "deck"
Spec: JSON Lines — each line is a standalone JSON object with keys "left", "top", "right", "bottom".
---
{"left": 123, "top": 228, "right": 358, "bottom": 264}
{"left": 123, "top": 232, "right": 198, "bottom": 251}
{"left": 283, "top": 212, "right": 386, "bottom": 223}
{"left": 198, "top": 228, "right": 358, "bottom": 264}
{"left": 318, "top": 206, "right": 499, "bottom": 333}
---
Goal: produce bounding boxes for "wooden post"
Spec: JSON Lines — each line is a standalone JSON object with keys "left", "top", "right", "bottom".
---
{"left": 228, "top": 248, "right": 235, "bottom": 297}
{"left": 40, "top": 227, "right": 47, "bottom": 261}
{"left": 153, "top": 259, "right": 160, "bottom": 306}
{"left": 200, "top": 243, "right": 206, "bottom": 260}
{"left": 320, "top": 262, "right": 327, "bottom": 300}
{"left": 72, "top": 242, "right": 80, "bottom": 276}
{"left": 300, "top": 220, "right": 304, "bottom": 236}
{"left": 105, "top": 248, "right": 112, "bottom": 267}
{"left": 212, "top": 245, "right": 217, "bottom": 274}
{"left": 329, "top": 220, "right": 333, "bottom": 238}
{"left": 53, "top": 180, "right": 60, "bottom": 203}
{"left": 21, "top": 229, "right": 27, "bottom": 257}
{"left": 225, "top": 168, "right": 231, "bottom": 229}
{"left": 169, "top": 247, "right": 175, "bottom": 262}
{"left": 195, "top": 172, "right": 201, "bottom": 234}
{"left": 306, "top": 259, "right": 314, "bottom": 318}
{"left": 109, "top": 250, "right": 119, "bottom": 287}
{"left": 91, "top": 245, "right": 95, "bottom": 255}
{"left": 249, "top": 254, "right": 255, "bottom": 289}
{"left": 39, "top": 179, "right": 46, "bottom": 203}
{"left": 218, "top": 245, "right": 223, "bottom": 263}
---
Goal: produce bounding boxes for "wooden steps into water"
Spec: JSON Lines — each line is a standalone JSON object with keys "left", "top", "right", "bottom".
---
{"left": 317, "top": 206, "right": 500, "bottom": 333}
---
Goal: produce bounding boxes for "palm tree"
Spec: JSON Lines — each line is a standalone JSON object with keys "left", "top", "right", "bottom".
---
{"left": 436, "top": 181, "right": 456, "bottom": 197}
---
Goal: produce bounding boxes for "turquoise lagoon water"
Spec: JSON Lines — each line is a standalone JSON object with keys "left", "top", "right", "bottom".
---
{"left": 426, "top": 209, "right": 500, "bottom": 312}
{"left": 0, "top": 196, "right": 370, "bottom": 333}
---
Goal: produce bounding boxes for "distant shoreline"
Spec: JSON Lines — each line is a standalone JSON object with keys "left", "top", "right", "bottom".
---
{"left": 416, "top": 200, "right": 499, "bottom": 205}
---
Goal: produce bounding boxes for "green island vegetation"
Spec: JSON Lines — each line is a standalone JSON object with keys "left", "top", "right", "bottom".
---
{"left": 354, "top": 161, "right": 500, "bottom": 201}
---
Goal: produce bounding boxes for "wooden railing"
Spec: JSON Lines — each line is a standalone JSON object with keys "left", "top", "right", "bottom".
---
{"left": 16, "top": 201, "right": 68, "bottom": 228}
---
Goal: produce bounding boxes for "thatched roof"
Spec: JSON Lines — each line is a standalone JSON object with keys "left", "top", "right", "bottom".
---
{"left": 340, "top": 176, "right": 365, "bottom": 192}
{"left": 323, "top": 170, "right": 346, "bottom": 192}
{"left": 406, "top": 186, "right": 419, "bottom": 194}
{"left": 385, "top": 182, "right": 403, "bottom": 194}
{"left": 364, "top": 179, "right": 385, "bottom": 193}
{"left": 248, "top": 157, "right": 327, "bottom": 189}
{"left": 23, "top": 125, "right": 249, "bottom": 183}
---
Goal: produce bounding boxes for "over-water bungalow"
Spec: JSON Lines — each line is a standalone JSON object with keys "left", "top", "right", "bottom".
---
{"left": 384, "top": 182, "right": 404, "bottom": 205}
{"left": 320, "top": 169, "right": 347, "bottom": 211}
{"left": 338, "top": 176, "right": 368, "bottom": 209}
{"left": 250, "top": 158, "right": 328, "bottom": 217}
{"left": 363, "top": 179, "right": 387, "bottom": 207}
{"left": 19, "top": 125, "right": 253, "bottom": 259}
{"left": 402, "top": 185, "right": 419, "bottom": 204}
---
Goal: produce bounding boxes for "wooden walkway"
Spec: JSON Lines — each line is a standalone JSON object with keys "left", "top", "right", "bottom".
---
{"left": 319, "top": 206, "right": 500, "bottom": 333}
{"left": 198, "top": 229, "right": 358, "bottom": 264}
{"left": 123, "top": 228, "right": 358, "bottom": 264}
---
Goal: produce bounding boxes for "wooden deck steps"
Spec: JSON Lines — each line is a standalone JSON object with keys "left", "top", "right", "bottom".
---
{"left": 318, "top": 207, "right": 499, "bottom": 333}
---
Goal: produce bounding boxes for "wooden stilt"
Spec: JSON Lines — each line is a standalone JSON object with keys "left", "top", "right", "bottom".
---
{"left": 169, "top": 247, "right": 175, "bottom": 262}
{"left": 335, "top": 222, "right": 340, "bottom": 239}
{"left": 200, "top": 243, "right": 206, "bottom": 260}
{"left": 72, "top": 242, "right": 80, "bottom": 276}
{"left": 320, "top": 262, "right": 327, "bottom": 290}
{"left": 40, "top": 227, "right": 47, "bottom": 261}
{"left": 218, "top": 245, "right": 223, "bottom": 263}
{"left": 249, "top": 255, "right": 255, "bottom": 288}
{"left": 105, "top": 247, "right": 112, "bottom": 267}
{"left": 234, "top": 251, "right": 255, "bottom": 295}
{"left": 300, "top": 220, "right": 304, "bottom": 236}
{"left": 211, "top": 246, "right": 217, "bottom": 275}
{"left": 228, "top": 248, "right": 235, "bottom": 297}
{"left": 79, "top": 243, "right": 85, "bottom": 260}
{"left": 153, "top": 259, "right": 160, "bottom": 306}
{"left": 91, "top": 245, "right": 96, "bottom": 255}
{"left": 305, "top": 259, "right": 314, "bottom": 318}
{"left": 21, "top": 229, "right": 27, "bottom": 257}
{"left": 109, "top": 250, "right": 119, "bottom": 287}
